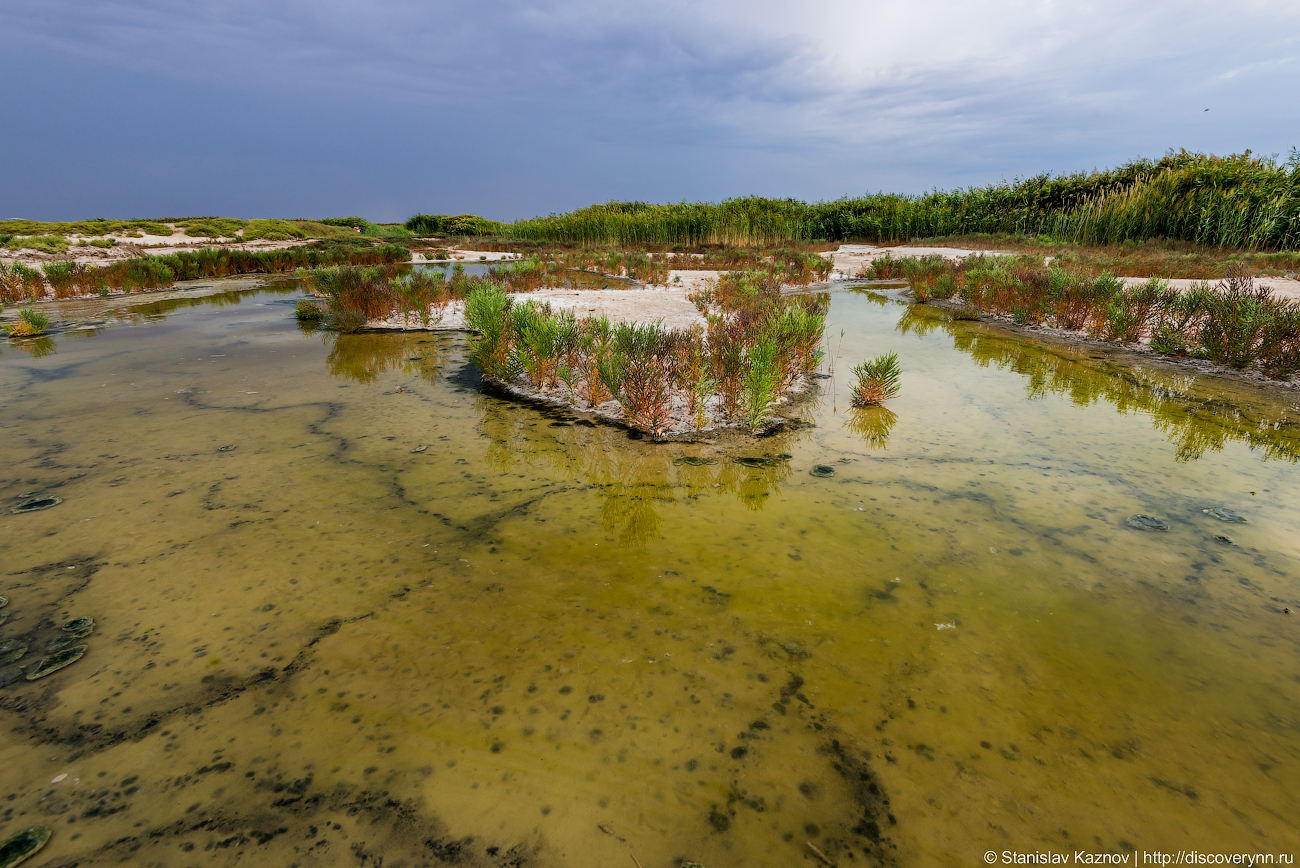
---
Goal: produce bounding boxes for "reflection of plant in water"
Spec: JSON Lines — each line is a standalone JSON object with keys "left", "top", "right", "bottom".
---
{"left": 848, "top": 287, "right": 894, "bottom": 307}
{"left": 947, "top": 324, "right": 1300, "bottom": 462}
{"left": 13, "top": 335, "right": 57, "bottom": 358}
{"left": 323, "top": 332, "right": 443, "bottom": 386}
{"left": 476, "top": 401, "right": 806, "bottom": 545}
{"left": 599, "top": 449, "right": 676, "bottom": 547}
{"left": 846, "top": 405, "right": 898, "bottom": 449}
{"left": 895, "top": 304, "right": 949, "bottom": 338}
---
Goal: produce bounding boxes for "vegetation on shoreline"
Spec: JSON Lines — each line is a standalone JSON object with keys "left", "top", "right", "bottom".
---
{"left": 405, "top": 214, "right": 505, "bottom": 237}
{"left": 300, "top": 262, "right": 503, "bottom": 332}
{"left": 918, "top": 311, "right": 1300, "bottom": 463}
{"left": 907, "top": 235, "right": 1300, "bottom": 279}
{"left": 0, "top": 216, "right": 413, "bottom": 246}
{"left": 0, "top": 242, "right": 410, "bottom": 303}
{"left": 479, "top": 246, "right": 834, "bottom": 293}
{"left": 884, "top": 254, "right": 1300, "bottom": 380}
{"left": 504, "top": 151, "right": 1300, "bottom": 249}
{"left": 462, "top": 275, "right": 828, "bottom": 436}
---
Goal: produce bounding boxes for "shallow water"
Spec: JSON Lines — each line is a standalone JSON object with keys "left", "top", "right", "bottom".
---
{"left": 1, "top": 285, "right": 1298, "bottom": 867}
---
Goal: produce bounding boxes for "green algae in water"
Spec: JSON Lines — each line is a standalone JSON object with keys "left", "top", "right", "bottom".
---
{"left": 0, "top": 825, "right": 51, "bottom": 867}
{"left": 11, "top": 497, "right": 61, "bottom": 514}
{"left": 0, "top": 645, "right": 25, "bottom": 665}
{"left": 1204, "top": 506, "right": 1246, "bottom": 523}
{"left": 1127, "top": 514, "right": 1169, "bottom": 531}
{"left": 0, "top": 612, "right": 7, "bottom": 626}
{"left": 218, "top": 444, "right": 237, "bottom": 452}
{"left": 63, "top": 616, "right": 94, "bottom": 633}
{"left": 25, "top": 645, "right": 86, "bottom": 681}
{"left": 673, "top": 456, "right": 717, "bottom": 466}
{"left": 45, "top": 635, "right": 73, "bottom": 652}
{"left": 1214, "top": 535, "right": 1235, "bottom": 545}
{"left": 810, "top": 464, "right": 836, "bottom": 478}
{"left": 0, "top": 595, "right": 7, "bottom": 608}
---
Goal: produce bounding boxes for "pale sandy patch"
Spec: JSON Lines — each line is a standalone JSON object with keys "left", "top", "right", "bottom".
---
{"left": 367, "top": 286, "right": 705, "bottom": 332}
{"left": 1120, "top": 275, "right": 1300, "bottom": 304}
{"left": 830, "top": 243, "right": 1014, "bottom": 279}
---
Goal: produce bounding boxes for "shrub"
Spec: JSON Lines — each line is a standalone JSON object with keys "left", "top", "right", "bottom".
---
{"left": 7, "top": 307, "right": 50, "bottom": 337}
{"left": 1259, "top": 306, "right": 1300, "bottom": 380}
{"left": 850, "top": 351, "right": 902, "bottom": 405}
{"left": 741, "top": 331, "right": 783, "bottom": 432}
{"left": 5, "top": 235, "right": 68, "bottom": 254}
{"left": 1197, "top": 272, "right": 1279, "bottom": 368}
{"left": 294, "top": 299, "right": 324, "bottom": 320}
{"left": 509, "top": 300, "right": 567, "bottom": 388}
{"left": 1149, "top": 281, "right": 1211, "bottom": 355}
{"left": 600, "top": 322, "right": 677, "bottom": 435}
{"left": 464, "top": 283, "right": 517, "bottom": 380}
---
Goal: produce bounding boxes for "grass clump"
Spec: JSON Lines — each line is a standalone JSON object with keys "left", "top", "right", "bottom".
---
{"left": 459, "top": 277, "right": 827, "bottom": 436}
{"left": 897, "top": 254, "right": 1300, "bottom": 380}
{"left": 5, "top": 307, "right": 50, "bottom": 337}
{"left": 850, "top": 352, "right": 902, "bottom": 405}
{"left": 177, "top": 218, "right": 246, "bottom": 238}
{"left": 294, "top": 299, "right": 325, "bottom": 321}
{"left": 5, "top": 235, "right": 69, "bottom": 255}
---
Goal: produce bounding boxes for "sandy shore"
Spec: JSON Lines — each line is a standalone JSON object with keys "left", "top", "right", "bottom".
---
{"left": 829, "top": 244, "right": 1300, "bottom": 302}
{"left": 368, "top": 285, "right": 707, "bottom": 332}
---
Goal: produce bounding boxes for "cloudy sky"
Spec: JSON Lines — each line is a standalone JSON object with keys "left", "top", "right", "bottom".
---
{"left": 3, "top": 0, "right": 1297, "bottom": 222}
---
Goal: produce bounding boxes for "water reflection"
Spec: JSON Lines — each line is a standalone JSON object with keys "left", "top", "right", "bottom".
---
{"left": 895, "top": 303, "right": 949, "bottom": 337}
{"left": 322, "top": 331, "right": 447, "bottom": 385}
{"left": 473, "top": 396, "right": 805, "bottom": 545}
{"left": 899, "top": 304, "right": 1300, "bottom": 462}
{"left": 5, "top": 336, "right": 57, "bottom": 358}
{"left": 845, "top": 405, "right": 898, "bottom": 448}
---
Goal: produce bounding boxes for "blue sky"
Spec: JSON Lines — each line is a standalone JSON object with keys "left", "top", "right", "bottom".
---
{"left": 3, "top": 0, "right": 1297, "bottom": 222}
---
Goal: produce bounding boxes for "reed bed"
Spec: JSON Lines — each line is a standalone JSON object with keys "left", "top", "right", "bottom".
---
{"left": 504, "top": 151, "right": 1300, "bottom": 250}
{"left": 895, "top": 255, "right": 1300, "bottom": 380}
{"left": 461, "top": 276, "right": 827, "bottom": 436}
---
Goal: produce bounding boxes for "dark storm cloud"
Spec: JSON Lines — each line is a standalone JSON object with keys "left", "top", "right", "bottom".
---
{"left": 1, "top": 0, "right": 1297, "bottom": 220}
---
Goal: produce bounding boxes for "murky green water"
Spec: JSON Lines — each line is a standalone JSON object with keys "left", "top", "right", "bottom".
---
{"left": 1, "top": 284, "right": 1298, "bottom": 867}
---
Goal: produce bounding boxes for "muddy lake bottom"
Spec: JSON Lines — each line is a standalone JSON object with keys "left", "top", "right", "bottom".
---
{"left": 1, "top": 283, "right": 1299, "bottom": 867}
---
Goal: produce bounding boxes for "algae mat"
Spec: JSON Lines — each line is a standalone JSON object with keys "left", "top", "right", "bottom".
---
{"left": 0, "top": 286, "right": 1298, "bottom": 866}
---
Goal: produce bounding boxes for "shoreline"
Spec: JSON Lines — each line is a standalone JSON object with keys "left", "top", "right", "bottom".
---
{"left": 915, "top": 293, "right": 1300, "bottom": 396}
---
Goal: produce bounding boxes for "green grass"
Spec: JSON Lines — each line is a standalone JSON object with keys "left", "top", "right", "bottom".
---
{"left": 0, "top": 218, "right": 172, "bottom": 238}
{"left": 500, "top": 150, "right": 1300, "bottom": 250}
{"left": 4, "top": 241, "right": 410, "bottom": 299}
{"left": 5, "top": 235, "right": 69, "bottom": 254}
{"left": 176, "top": 218, "right": 246, "bottom": 238}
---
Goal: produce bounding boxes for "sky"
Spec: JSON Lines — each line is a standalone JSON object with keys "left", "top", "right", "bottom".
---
{"left": 2, "top": 0, "right": 1297, "bottom": 223}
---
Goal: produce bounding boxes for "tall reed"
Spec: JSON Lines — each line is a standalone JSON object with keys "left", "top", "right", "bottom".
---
{"left": 501, "top": 151, "right": 1300, "bottom": 250}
